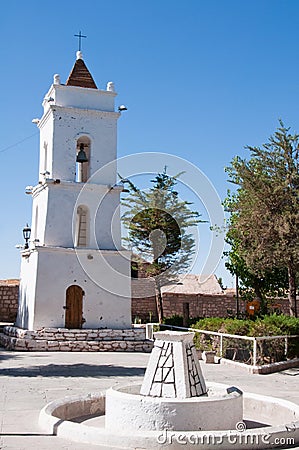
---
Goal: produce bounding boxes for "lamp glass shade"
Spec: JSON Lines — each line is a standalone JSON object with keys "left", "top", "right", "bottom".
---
{"left": 23, "top": 224, "right": 31, "bottom": 241}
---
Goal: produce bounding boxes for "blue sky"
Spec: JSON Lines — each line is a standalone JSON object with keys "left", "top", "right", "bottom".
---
{"left": 1, "top": 0, "right": 299, "bottom": 287}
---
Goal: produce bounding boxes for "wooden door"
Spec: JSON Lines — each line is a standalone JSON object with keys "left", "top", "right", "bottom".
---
{"left": 65, "top": 285, "right": 84, "bottom": 329}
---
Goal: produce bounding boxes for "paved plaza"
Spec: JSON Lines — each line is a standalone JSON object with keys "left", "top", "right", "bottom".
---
{"left": 0, "top": 348, "right": 298, "bottom": 449}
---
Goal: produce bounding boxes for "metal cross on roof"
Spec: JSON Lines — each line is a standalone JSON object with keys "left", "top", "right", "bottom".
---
{"left": 74, "top": 31, "right": 87, "bottom": 51}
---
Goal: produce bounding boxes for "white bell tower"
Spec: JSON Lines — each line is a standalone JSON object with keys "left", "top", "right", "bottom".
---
{"left": 16, "top": 51, "right": 131, "bottom": 331}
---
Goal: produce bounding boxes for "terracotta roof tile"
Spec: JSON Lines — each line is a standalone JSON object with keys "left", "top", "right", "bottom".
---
{"left": 0, "top": 279, "right": 20, "bottom": 286}
{"left": 161, "top": 274, "right": 223, "bottom": 295}
{"left": 66, "top": 58, "right": 97, "bottom": 89}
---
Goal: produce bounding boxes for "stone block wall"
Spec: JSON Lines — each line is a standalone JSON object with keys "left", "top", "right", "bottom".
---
{"left": 0, "top": 281, "right": 19, "bottom": 322}
{"left": 0, "top": 326, "right": 153, "bottom": 352}
{"left": 132, "top": 296, "right": 157, "bottom": 322}
{"left": 267, "top": 297, "right": 299, "bottom": 316}
{"left": 132, "top": 292, "right": 246, "bottom": 322}
{"left": 132, "top": 279, "right": 299, "bottom": 320}
{"left": 162, "top": 292, "right": 246, "bottom": 319}
{"left": 1, "top": 280, "right": 298, "bottom": 327}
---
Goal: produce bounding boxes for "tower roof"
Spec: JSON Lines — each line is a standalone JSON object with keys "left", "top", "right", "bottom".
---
{"left": 66, "top": 51, "right": 97, "bottom": 89}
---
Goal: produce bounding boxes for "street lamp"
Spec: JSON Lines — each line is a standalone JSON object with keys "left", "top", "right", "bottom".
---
{"left": 22, "top": 224, "right": 31, "bottom": 249}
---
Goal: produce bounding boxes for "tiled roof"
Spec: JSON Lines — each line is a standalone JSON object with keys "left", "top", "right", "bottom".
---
{"left": 161, "top": 274, "right": 223, "bottom": 295}
{"left": 0, "top": 279, "right": 20, "bottom": 286}
{"left": 66, "top": 58, "right": 97, "bottom": 89}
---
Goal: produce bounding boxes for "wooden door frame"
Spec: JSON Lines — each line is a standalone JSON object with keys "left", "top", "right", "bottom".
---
{"left": 65, "top": 285, "right": 84, "bottom": 329}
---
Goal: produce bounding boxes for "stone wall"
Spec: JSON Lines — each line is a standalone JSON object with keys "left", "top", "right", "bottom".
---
{"left": 131, "top": 279, "right": 247, "bottom": 322}
{"left": 1, "top": 280, "right": 298, "bottom": 327}
{"left": 0, "top": 326, "right": 152, "bottom": 352}
{"left": 132, "top": 292, "right": 246, "bottom": 322}
{"left": 132, "top": 293, "right": 299, "bottom": 322}
{"left": 267, "top": 297, "right": 299, "bottom": 316}
{"left": 163, "top": 292, "right": 246, "bottom": 318}
{"left": 131, "top": 278, "right": 299, "bottom": 321}
{"left": 0, "top": 281, "right": 19, "bottom": 322}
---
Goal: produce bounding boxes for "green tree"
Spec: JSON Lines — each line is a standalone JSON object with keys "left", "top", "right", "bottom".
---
{"left": 225, "top": 122, "right": 299, "bottom": 316}
{"left": 121, "top": 169, "right": 203, "bottom": 323}
{"left": 225, "top": 229, "right": 288, "bottom": 313}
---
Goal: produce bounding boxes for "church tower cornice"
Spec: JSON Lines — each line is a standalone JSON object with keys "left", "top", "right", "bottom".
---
{"left": 41, "top": 83, "right": 117, "bottom": 116}
{"left": 38, "top": 104, "right": 120, "bottom": 129}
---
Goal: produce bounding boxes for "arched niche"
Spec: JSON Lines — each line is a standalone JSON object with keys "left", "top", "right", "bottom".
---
{"left": 75, "top": 205, "right": 89, "bottom": 247}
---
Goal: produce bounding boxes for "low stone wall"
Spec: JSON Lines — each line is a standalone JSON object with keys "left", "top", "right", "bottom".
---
{"left": 132, "top": 292, "right": 246, "bottom": 322}
{"left": 267, "top": 297, "right": 299, "bottom": 316}
{"left": 1, "top": 280, "right": 298, "bottom": 326}
{"left": 163, "top": 292, "right": 246, "bottom": 318}
{"left": 132, "top": 289, "right": 299, "bottom": 322}
{"left": 0, "top": 281, "right": 19, "bottom": 322}
{"left": 132, "top": 296, "right": 157, "bottom": 322}
{"left": 0, "top": 326, "right": 153, "bottom": 352}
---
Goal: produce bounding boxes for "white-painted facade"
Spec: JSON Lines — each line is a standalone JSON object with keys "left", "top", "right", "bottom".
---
{"left": 16, "top": 53, "right": 131, "bottom": 330}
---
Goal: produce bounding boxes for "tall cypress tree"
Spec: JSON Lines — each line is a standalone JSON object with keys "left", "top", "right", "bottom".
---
{"left": 121, "top": 169, "right": 203, "bottom": 323}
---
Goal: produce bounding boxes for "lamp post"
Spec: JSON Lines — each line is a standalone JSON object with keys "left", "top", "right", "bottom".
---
{"left": 23, "top": 224, "right": 31, "bottom": 249}
{"left": 236, "top": 272, "right": 240, "bottom": 318}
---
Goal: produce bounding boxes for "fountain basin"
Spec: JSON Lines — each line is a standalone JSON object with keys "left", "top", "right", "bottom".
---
{"left": 38, "top": 333, "right": 299, "bottom": 448}
{"left": 39, "top": 382, "right": 299, "bottom": 449}
{"left": 105, "top": 383, "right": 243, "bottom": 431}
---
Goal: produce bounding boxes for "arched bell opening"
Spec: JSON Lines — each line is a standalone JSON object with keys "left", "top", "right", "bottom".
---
{"left": 76, "top": 136, "right": 91, "bottom": 182}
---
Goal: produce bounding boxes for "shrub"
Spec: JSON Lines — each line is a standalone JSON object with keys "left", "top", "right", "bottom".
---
{"left": 162, "top": 315, "right": 203, "bottom": 328}
{"left": 191, "top": 317, "right": 225, "bottom": 332}
{"left": 259, "top": 314, "right": 299, "bottom": 335}
{"left": 162, "top": 315, "right": 184, "bottom": 327}
{"left": 219, "top": 318, "right": 251, "bottom": 336}
{"left": 248, "top": 319, "right": 281, "bottom": 337}
{"left": 189, "top": 314, "right": 299, "bottom": 363}
{"left": 191, "top": 314, "right": 299, "bottom": 336}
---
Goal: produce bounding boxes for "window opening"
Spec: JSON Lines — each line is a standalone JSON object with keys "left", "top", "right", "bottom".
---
{"left": 76, "top": 205, "right": 89, "bottom": 247}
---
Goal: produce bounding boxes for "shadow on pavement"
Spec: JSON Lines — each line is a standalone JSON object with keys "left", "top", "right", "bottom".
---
{"left": 0, "top": 363, "right": 146, "bottom": 378}
{"left": 0, "top": 433, "right": 53, "bottom": 436}
{"left": 0, "top": 352, "right": 23, "bottom": 363}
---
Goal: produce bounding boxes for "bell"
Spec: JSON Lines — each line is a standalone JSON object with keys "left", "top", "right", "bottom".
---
{"left": 76, "top": 143, "right": 88, "bottom": 163}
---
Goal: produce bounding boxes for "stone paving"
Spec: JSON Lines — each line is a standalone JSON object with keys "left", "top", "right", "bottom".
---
{"left": 0, "top": 348, "right": 298, "bottom": 449}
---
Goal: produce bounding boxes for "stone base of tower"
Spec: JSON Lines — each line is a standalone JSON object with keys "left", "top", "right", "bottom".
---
{"left": 0, "top": 325, "right": 153, "bottom": 352}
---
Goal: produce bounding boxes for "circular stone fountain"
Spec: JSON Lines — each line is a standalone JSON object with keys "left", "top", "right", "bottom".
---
{"left": 39, "top": 331, "right": 299, "bottom": 449}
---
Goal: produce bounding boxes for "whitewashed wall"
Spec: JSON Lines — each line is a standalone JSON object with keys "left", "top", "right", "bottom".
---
{"left": 17, "top": 247, "right": 131, "bottom": 330}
